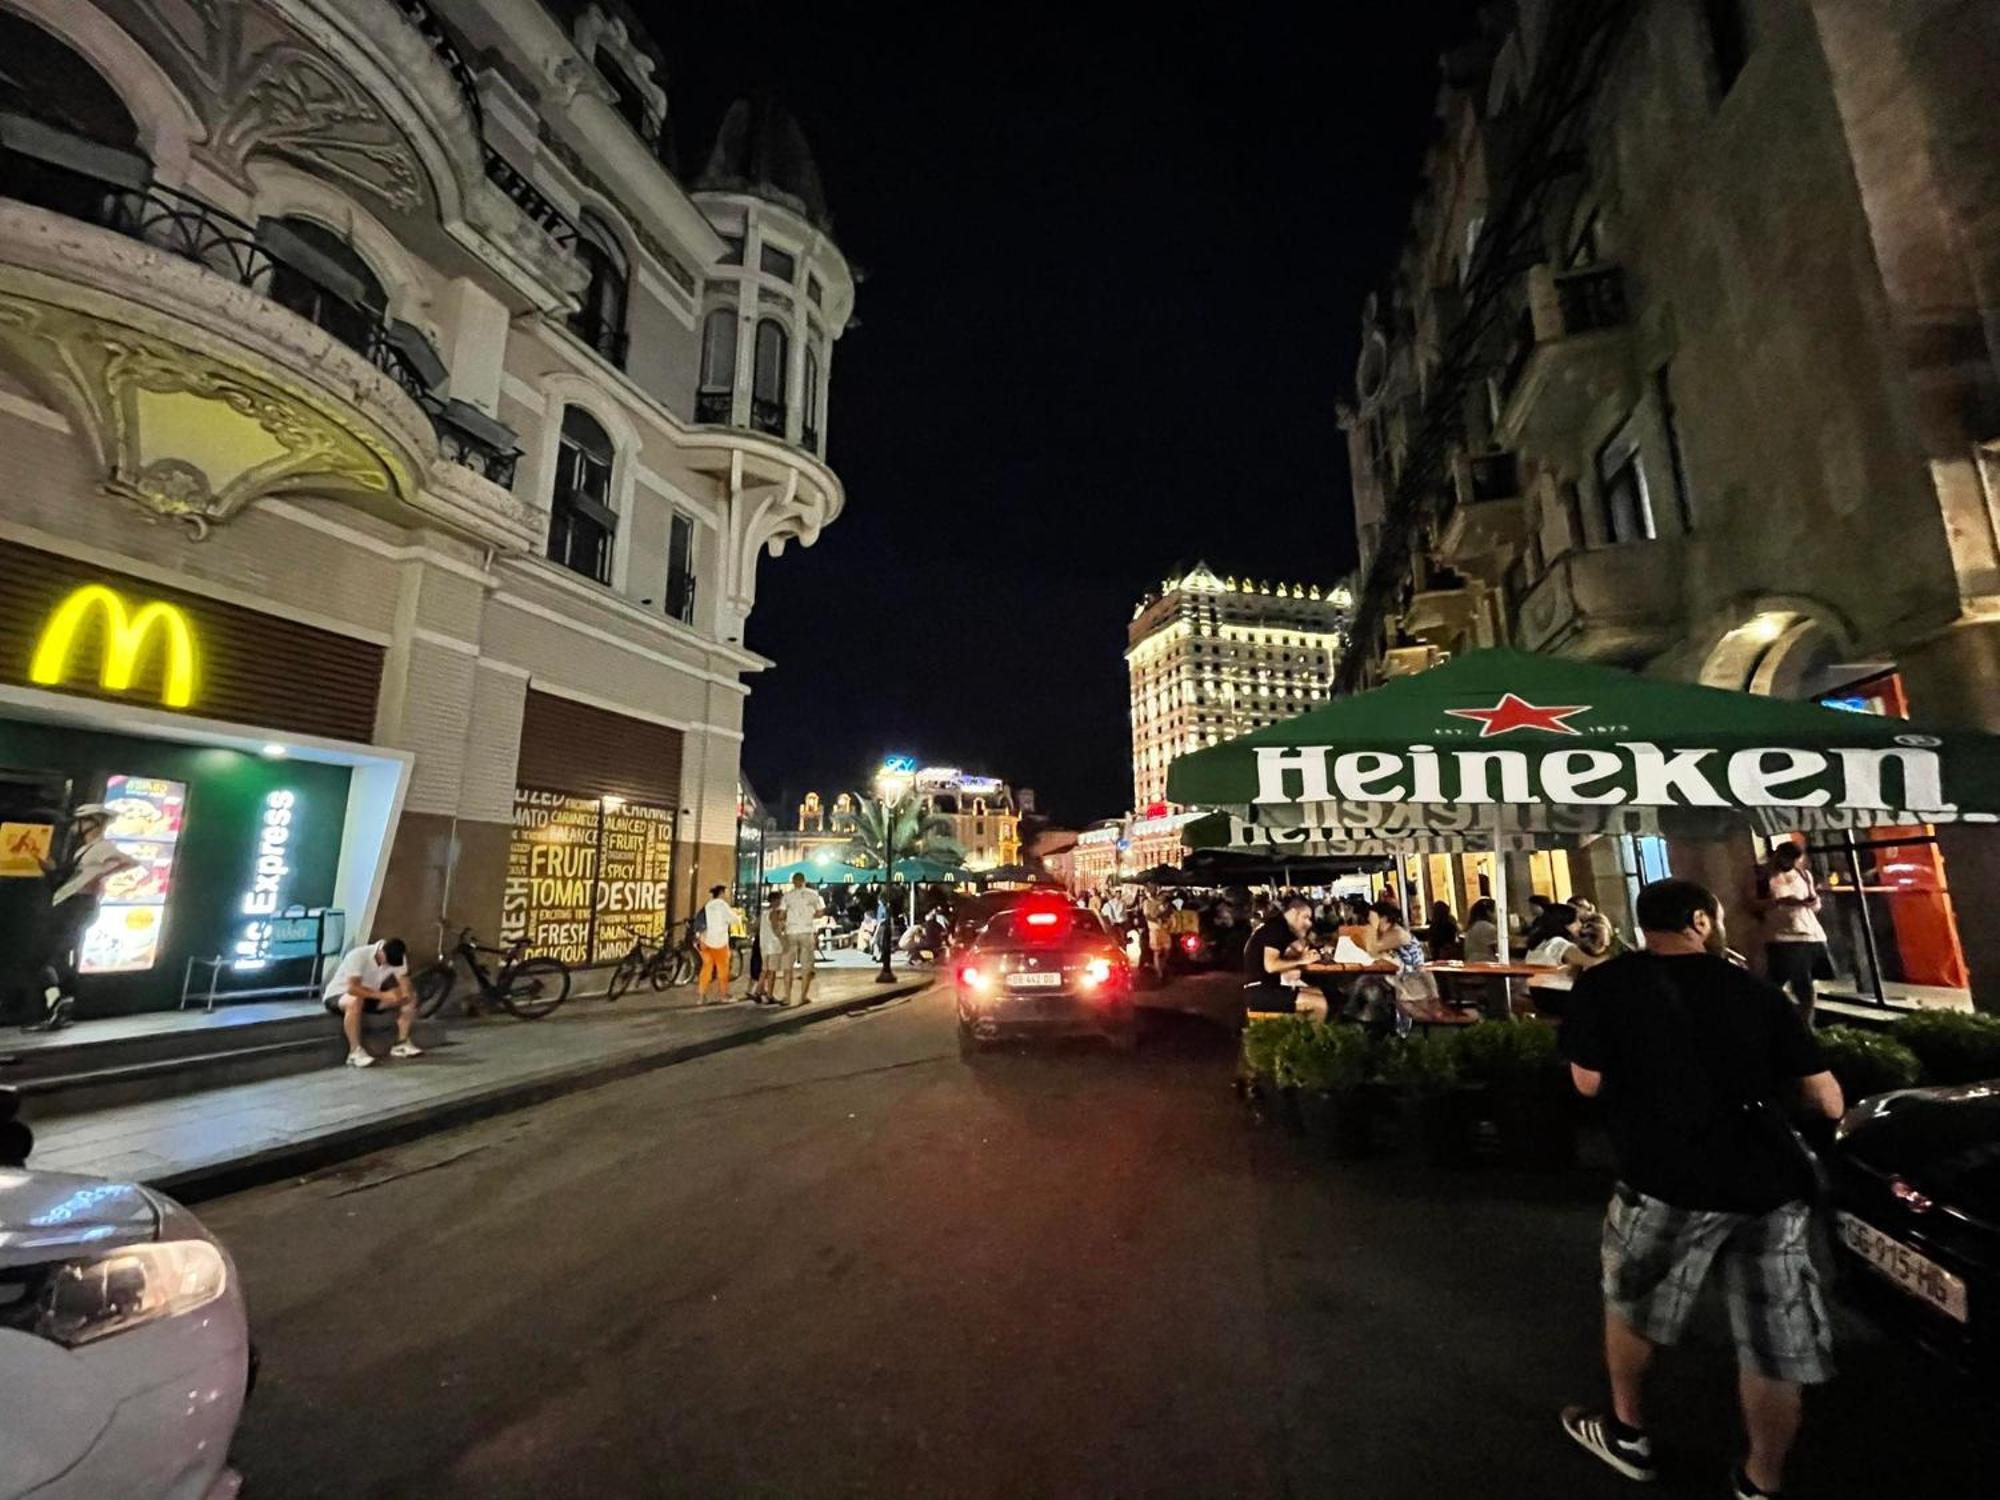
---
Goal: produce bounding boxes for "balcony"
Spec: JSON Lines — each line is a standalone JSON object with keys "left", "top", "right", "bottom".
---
{"left": 0, "top": 148, "right": 523, "bottom": 537}
{"left": 1402, "top": 563, "right": 1481, "bottom": 643}
{"left": 1437, "top": 449, "right": 1529, "bottom": 575}
{"left": 1384, "top": 642, "right": 1447, "bottom": 679}
{"left": 694, "top": 388, "right": 733, "bottom": 425}
{"left": 1513, "top": 538, "right": 1688, "bottom": 662}
{"left": 1495, "top": 262, "right": 1637, "bottom": 451}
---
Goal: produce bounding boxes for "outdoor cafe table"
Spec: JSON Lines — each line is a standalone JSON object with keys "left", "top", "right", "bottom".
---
{"left": 1302, "top": 961, "right": 1563, "bottom": 1028}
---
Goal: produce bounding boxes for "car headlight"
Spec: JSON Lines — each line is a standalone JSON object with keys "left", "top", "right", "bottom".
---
{"left": 20, "top": 1239, "right": 229, "bottom": 1347}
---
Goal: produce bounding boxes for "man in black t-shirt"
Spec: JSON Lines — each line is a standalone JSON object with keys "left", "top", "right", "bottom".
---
{"left": 1557, "top": 880, "right": 1843, "bottom": 1500}
{"left": 1242, "top": 896, "right": 1326, "bottom": 1020}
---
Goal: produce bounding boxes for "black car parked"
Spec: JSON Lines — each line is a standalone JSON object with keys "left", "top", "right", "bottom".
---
{"left": 1829, "top": 1079, "right": 1999, "bottom": 1372}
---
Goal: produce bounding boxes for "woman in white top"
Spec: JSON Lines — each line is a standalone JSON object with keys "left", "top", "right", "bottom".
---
{"left": 1750, "top": 842, "right": 1829, "bottom": 1019}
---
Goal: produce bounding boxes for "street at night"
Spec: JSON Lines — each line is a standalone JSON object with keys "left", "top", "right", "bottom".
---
{"left": 192, "top": 982, "right": 1993, "bottom": 1499}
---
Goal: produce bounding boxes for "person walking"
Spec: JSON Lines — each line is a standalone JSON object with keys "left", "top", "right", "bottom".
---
{"left": 695, "top": 885, "right": 735, "bottom": 1003}
{"left": 1142, "top": 891, "right": 1172, "bottom": 980}
{"left": 778, "top": 873, "right": 824, "bottom": 1005}
{"left": 1748, "top": 843, "right": 1830, "bottom": 1021}
{"left": 1558, "top": 878, "right": 1843, "bottom": 1500}
{"left": 30, "top": 802, "right": 137, "bottom": 1031}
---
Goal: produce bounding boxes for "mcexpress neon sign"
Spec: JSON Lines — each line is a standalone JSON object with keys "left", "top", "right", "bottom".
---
{"left": 233, "top": 789, "right": 297, "bottom": 968}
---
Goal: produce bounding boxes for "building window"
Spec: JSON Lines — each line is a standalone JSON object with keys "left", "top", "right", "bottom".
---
{"left": 596, "top": 48, "right": 652, "bottom": 140}
{"left": 1596, "top": 415, "right": 1656, "bottom": 545}
{"left": 567, "top": 214, "right": 629, "bottom": 367}
{"left": 807, "top": 273, "right": 823, "bottom": 307}
{"left": 802, "top": 344, "right": 821, "bottom": 451}
{"left": 0, "top": 13, "right": 149, "bottom": 222}
{"left": 261, "top": 217, "right": 386, "bottom": 355}
{"left": 1703, "top": 0, "right": 1750, "bottom": 96}
{"left": 759, "top": 243, "right": 797, "bottom": 282}
{"left": 1657, "top": 364, "right": 1694, "bottom": 532}
{"left": 751, "top": 317, "right": 788, "bottom": 436}
{"left": 718, "top": 234, "right": 744, "bottom": 266}
{"left": 698, "top": 307, "right": 736, "bottom": 423}
{"left": 664, "top": 511, "right": 696, "bottom": 623}
{"left": 550, "top": 407, "right": 617, "bottom": 585}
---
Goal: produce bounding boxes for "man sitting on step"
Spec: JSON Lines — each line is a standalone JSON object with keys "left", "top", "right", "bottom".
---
{"left": 322, "top": 937, "right": 423, "bottom": 1069}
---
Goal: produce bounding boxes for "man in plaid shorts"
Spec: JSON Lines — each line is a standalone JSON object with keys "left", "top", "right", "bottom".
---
{"left": 1560, "top": 879, "right": 1844, "bottom": 1499}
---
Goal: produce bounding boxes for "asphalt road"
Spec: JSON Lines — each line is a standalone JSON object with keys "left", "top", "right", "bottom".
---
{"left": 204, "top": 980, "right": 1995, "bottom": 1499}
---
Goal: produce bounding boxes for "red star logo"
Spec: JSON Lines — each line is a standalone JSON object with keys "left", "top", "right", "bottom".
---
{"left": 1444, "top": 693, "right": 1591, "bottom": 737}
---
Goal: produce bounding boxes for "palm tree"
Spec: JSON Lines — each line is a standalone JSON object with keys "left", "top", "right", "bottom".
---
{"left": 848, "top": 794, "right": 964, "bottom": 982}
{"left": 846, "top": 795, "right": 964, "bottom": 886}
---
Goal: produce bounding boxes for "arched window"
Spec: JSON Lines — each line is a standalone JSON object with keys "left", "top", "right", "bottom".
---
{"left": 261, "top": 216, "right": 387, "bottom": 355}
{"left": 550, "top": 406, "right": 617, "bottom": 585}
{"left": 696, "top": 307, "right": 736, "bottom": 423}
{"left": 567, "top": 213, "right": 629, "bottom": 368}
{"left": 802, "top": 344, "right": 822, "bottom": 451}
{"left": 751, "top": 318, "right": 788, "bottom": 436}
{"left": 0, "top": 12, "right": 148, "bottom": 222}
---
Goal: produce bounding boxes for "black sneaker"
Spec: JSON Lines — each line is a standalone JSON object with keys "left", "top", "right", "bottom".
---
{"left": 1732, "top": 1467, "right": 1779, "bottom": 1499}
{"left": 1562, "top": 1406, "right": 1657, "bottom": 1482}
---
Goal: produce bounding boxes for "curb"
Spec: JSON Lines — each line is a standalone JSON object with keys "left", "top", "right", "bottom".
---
{"left": 156, "top": 979, "right": 928, "bottom": 1204}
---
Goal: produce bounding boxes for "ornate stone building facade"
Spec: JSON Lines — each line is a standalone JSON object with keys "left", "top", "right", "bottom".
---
{"left": 0, "top": 0, "right": 853, "bottom": 1008}
{"left": 1338, "top": 0, "right": 2000, "bottom": 1005}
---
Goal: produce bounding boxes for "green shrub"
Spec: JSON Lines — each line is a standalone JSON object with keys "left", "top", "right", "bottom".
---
{"left": 1242, "top": 1017, "right": 1298, "bottom": 1081}
{"left": 1375, "top": 1033, "right": 1462, "bottom": 1093}
{"left": 1275, "top": 1023, "right": 1377, "bottom": 1093}
{"left": 1450, "top": 1018, "right": 1565, "bottom": 1085}
{"left": 1890, "top": 1011, "right": 2000, "bottom": 1085}
{"left": 1816, "top": 1026, "right": 1922, "bottom": 1101}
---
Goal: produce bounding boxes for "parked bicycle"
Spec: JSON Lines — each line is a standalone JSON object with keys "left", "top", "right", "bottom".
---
{"left": 413, "top": 928, "right": 572, "bottom": 1020}
{"left": 604, "top": 920, "right": 700, "bottom": 1000}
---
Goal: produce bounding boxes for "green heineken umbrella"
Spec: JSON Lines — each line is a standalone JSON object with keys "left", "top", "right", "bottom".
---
{"left": 1167, "top": 649, "right": 2000, "bottom": 848}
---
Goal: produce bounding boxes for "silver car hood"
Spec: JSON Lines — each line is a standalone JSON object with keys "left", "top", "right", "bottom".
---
{"left": 0, "top": 1168, "right": 160, "bottom": 1265}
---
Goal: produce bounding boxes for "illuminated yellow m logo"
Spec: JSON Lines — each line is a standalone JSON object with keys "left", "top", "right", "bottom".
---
{"left": 30, "top": 585, "right": 198, "bottom": 708}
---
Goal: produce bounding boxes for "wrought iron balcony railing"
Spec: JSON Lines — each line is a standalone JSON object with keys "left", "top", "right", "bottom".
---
{"left": 664, "top": 574, "right": 697, "bottom": 624}
{"left": 481, "top": 144, "right": 578, "bottom": 252}
{"left": 749, "top": 397, "right": 786, "bottom": 437}
{"left": 17, "top": 169, "right": 523, "bottom": 489}
{"left": 566, "top": 310, "right": 630, "bottom": 368}
{"left": 392, "top": 0, "right": 485, "bottom": 132}
{"left": 694, "top": 389, "right": 733, "bottom": 425}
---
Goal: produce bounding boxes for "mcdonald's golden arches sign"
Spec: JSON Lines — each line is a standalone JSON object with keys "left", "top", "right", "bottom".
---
{"left": 0, "top": 540, "right": 386, "bottom": 742}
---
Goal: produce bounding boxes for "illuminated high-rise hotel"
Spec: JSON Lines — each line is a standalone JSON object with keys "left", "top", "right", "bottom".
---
{"left": 1125, "top": 564, "right": 1351, "bottom": 809}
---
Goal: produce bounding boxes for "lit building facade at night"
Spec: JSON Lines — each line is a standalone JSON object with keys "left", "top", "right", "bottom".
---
{"left": 1337, "top": 0, "right": 2000, "bottom": 1007}
{"left": 0, "top": 0, "right": 853, "bottom": 1009}
{"left": 1126, "top": 563, "right": 1350, "bottom": 811}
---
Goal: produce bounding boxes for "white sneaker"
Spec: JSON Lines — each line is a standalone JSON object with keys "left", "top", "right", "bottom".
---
{"left": 345, "top": 1049, "right": 374, "bottom": 1069}
{"left": 389, "top": 1040, "right": 424, "bottom": 1059}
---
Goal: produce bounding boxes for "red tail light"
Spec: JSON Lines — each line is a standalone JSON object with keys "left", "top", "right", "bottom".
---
{"left": 1024, "top": 911, "right": 1060, "bottom": 928}
{"left": 1079, "top": 957, "right": 1114, "bottom": 990}
{"left": 958, "top": 965, "right": 989, "bottom": 992}
{"left": 1181, "top": 934, "right": 1200, "bottom": 955}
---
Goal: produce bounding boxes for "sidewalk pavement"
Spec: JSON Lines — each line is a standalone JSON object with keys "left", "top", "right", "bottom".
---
{"left": 27, "top": 958, "right": 931, "bottom": 1201}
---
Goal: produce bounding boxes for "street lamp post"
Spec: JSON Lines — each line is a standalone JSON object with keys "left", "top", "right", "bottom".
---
{"left": 874, "top": 792, "right": 898, "bottom": 984}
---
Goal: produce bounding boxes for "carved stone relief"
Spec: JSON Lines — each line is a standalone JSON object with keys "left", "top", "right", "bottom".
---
{"left": 0, "top": 292, "right": 403, "bottom": 538}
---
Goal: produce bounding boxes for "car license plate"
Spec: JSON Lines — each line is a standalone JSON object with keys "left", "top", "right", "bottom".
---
{"left": 1007, "top": 971, "right": 1063, "bottom": 989}
{"left": 1836, "top": 1212, "right": 1969, "bottom": 1323}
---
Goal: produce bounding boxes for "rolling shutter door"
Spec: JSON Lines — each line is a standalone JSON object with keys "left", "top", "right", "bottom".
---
{"left": 515, "top": 689, "right": 683, "bottom": 807}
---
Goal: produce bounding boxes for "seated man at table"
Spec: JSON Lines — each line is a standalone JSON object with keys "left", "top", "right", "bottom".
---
{"left": 1243, "top": 896, "right": 1328, "bottom": 1021}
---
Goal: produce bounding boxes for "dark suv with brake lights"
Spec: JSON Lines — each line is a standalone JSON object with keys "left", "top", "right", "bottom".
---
{"left": 954, "top": 902, "right": 1135, "bottom": 1055}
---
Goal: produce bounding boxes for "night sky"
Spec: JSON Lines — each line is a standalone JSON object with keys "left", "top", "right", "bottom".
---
{"left": 661, "top": 4, "right": 1485, "bottom": 826}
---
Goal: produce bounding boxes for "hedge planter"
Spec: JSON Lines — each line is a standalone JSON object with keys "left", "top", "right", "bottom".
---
{"left": 1301, "top": 1089, "right": 1378, "bottom": 1160}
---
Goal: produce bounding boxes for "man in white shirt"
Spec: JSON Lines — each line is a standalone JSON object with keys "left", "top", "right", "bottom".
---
{"left": 777, "top": 874, "right": 824, "bottom": 1005}
{"left": 697, "top": 885, "right": 736, "bottom": 1003}
{"left": 31, "top": 802, "right": 137, "bottom": 1032}
{"left": 323, "top": 937, "right": 421, "bottom": 1068}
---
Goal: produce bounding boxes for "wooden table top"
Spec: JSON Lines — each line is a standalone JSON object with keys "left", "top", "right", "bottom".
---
{"left": 1303, "top": 961, "right": 1560, "bottom": 979}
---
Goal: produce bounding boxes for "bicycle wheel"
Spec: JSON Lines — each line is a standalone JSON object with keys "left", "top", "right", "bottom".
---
{"left": 667, "top": 946, "right": 700, "bottom": 988}
{"left": 647, "top": 952, "right": 676, "bottom": 992}
{"left": 498, "top": 956, "right": 571, "bottom": 1019}
{"left": 607, "top": 948, "right": 643, "bottom": 1002}
{"left": 413, "top": 963, "right": 456, "bottom": 1019}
